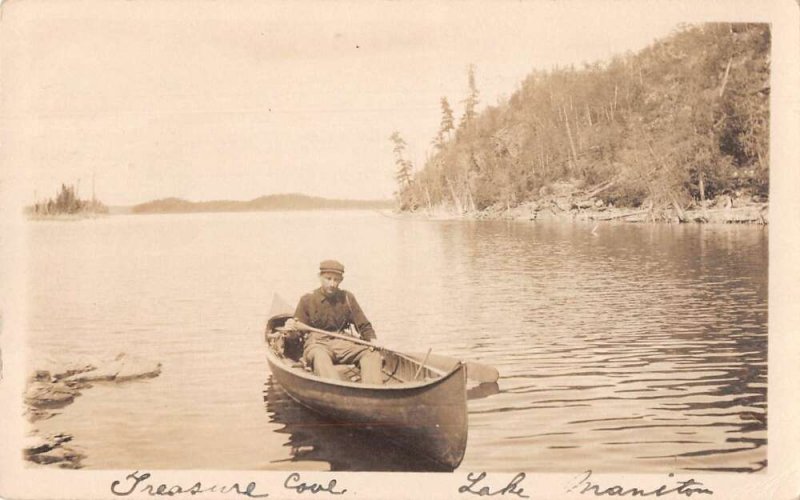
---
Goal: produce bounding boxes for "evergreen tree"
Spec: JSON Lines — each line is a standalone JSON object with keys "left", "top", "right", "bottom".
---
{"left": 458, "top": 64, "right": 480, "bottom": 130}
{"left": 433, "top": 97, "right": 456, "bottom": 150}
{"left": 389, "top": 131, "right": 416, "bottom": 209}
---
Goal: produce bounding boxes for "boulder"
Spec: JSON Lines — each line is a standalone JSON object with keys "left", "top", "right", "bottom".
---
{"left": 24, "top": 433, "right": 72, "bottom": 456}
{"left": 25, "top": 381, "right": 78, "bottom": 409}
{"left": 27, "top": 445, "right": 85, "bottom": 468}
{"left": 24, "top": 432, "right": 84, "bottom": 468}
{"left": 553, "top": 198, "right": 572, "bottom": 212}
{"left": 29, "top": 370, "right": 52, "bottom": 383}
{"left": 61, "top": 353, "right": 161, "bottom": 382}
{"left": 25, "top": 407, "right": 54, "bottom": 423}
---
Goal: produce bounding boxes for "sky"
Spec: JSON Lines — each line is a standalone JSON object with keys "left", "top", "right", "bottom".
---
{"left": 0, "top": 0, "right": 772, "bottom": 205}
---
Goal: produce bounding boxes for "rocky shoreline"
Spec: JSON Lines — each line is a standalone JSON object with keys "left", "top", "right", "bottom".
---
{"left": 408, "top": 191, "right": 768, "bottom": 225}
{"left": 24, "top": 353, "right": 161, "bottom": 468}
{"left": 482, "top": 198, "right": 767, "bottom": 225}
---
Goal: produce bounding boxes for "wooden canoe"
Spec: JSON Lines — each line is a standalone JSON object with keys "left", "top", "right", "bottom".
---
{"left": 264, "top": 314, "right": 468, "bottom": 470}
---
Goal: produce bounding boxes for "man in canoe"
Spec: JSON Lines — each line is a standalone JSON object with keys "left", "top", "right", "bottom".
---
{"left": 284, "top": 259, "right": 383, "bottom": 384}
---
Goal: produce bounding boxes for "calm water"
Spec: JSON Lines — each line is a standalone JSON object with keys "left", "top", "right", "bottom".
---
{"left": 28, "top": 211, "right": 767, "bottom": 472}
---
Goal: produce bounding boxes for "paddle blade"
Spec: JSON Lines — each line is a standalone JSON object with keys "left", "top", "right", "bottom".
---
{"left": 269, "top": 293, "right": 294, "bottom": 317}
{"left": 464, "top": 361, "right": 500, "bottom": 384}
{"left": 406, "top": 352, "right": 499, "bottom": 384}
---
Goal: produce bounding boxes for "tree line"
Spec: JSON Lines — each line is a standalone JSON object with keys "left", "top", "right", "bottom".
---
{"left": 391, "top": 23, "right": 769, "bottom": 213}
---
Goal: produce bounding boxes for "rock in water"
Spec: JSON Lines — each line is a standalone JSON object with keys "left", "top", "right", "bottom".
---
{"left": 24, "top": 432, "right": 84, "bottom": 468}
{"left": 25, "top": 381, "right": 77, "bottom": 409}
{"left": 115, "top": 354, "right": 162, "bottom": 381}
{"left": 25, "top": 351, "right": 163, "bottom": 463}
{"left": 61, "top": 353, "right": 162, "bottom": 383}
{"left": 24, "top": 433, "right": 72, "bottom": 456}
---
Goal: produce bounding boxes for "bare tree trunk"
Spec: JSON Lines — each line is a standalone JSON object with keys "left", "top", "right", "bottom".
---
{"left": 424, "top": 186, "right": 433, "bottom": 214}
{"left": 446, "top": 177, "right": 463, "bottom": 214}
{"left": 698, "top": 173, "right": 707, "bottom": 219}
{"left": 584, "top": 179, "right": 616, "bottom": 198}
{"left": 574, "top": 108, "right": 582, "bottom": 150}
{"left": 699, "top": 173, "right": 706, "bottom": 204}
{"left": 563, "top": 104, "right": 579, "bottom": 168}
{"left": 670, "top": 193, "right": 687, "bottom": 223}
{"left": 719, "top": 57, "right": 733, "bottom": 98}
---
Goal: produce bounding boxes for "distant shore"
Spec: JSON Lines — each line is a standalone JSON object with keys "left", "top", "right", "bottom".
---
{"left": 26, "top": 193, "right": 395, "bottom": 220}
{"left": 130, "top": 194, "right": 393, "bottom": 214}
{"left": 26, "top": 213, "right": 109, "bottom": 221}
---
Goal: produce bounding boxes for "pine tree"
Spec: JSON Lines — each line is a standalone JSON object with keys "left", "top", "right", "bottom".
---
{"left": 389, "top": 130, "right": 414, "bottom": 195}
{"left": 458, "top": 64, "right": 480, "bottom": 130}
{"left": 433, "top": 97, "right": 456, "bottom": 150}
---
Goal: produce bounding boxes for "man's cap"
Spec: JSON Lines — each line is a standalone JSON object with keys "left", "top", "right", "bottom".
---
{"left": 319, "top": 259, "right": 345, "bottom": 275}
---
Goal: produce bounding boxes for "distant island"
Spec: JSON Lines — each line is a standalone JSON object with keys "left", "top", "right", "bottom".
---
{"left": 27, "top": 183, "right": 109, "bottom": 219}
{"left": 130, "top": 194, "right": 394, "bottom": 214}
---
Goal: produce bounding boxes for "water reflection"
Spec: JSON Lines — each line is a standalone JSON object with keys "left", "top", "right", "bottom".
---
{"left": 263, "top": 377, "right": 452, "bottom": 472}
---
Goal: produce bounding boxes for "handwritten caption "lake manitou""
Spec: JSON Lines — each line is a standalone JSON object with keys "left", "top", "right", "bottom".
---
{"left": 458, "top": 471, "right": 713, "bottom": 498}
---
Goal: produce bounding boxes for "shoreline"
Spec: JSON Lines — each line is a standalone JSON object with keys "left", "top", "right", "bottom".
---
{"left": 399, "top": 196, "right": 768, "bottom": 225}
{"left": 25, "top": 213, "right": 109, "bottom": 222}
{"left": 23, "top": 200, "right": 769, "bottom": 225}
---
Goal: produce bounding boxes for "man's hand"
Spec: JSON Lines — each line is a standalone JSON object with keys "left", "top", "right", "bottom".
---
{"left": 283, "top": 318, "right": 299, "bottom": 330}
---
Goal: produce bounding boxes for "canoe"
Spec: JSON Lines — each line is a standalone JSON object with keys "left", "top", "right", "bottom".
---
{"left": 264, "top": 313, "right": 468, "bottom": 470}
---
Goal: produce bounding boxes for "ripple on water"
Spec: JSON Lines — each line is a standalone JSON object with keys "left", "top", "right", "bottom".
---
{"left": 28, "top": 214, "right": 767, "bottom": 472}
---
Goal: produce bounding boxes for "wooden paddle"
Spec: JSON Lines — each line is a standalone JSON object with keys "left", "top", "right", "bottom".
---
{"left": 288, "top": 320, "right": 499, "bottom": 384}
{"left": 405, "top": 351, "right": 500, "bottom": 385}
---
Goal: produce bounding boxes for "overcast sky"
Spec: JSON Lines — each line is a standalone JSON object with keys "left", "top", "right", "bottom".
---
{"left": 0, "top": 0, "right": 770, "bottom": 205}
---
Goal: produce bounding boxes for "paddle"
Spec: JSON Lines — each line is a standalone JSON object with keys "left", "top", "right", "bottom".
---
{"left": 266, "top": 293, "right": 500, "bottom": 384}
{"left": 405, "top": 351, "right": 499, "bottom": 384}
{"left": 287, "top": 320, "right": 499, "bottom": 384}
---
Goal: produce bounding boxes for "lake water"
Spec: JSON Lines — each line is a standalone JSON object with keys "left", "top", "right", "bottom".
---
{"left": 28, "top": 211, "right": 767, "bottom": 472}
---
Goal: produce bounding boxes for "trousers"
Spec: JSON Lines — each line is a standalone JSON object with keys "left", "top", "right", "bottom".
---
{"left": 303, "top": 336, "right": 383, "bottom": 384}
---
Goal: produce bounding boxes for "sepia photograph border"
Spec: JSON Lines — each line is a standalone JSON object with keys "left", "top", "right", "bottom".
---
{"left": 1, "top": 0, "right": 798, "bottom": 498}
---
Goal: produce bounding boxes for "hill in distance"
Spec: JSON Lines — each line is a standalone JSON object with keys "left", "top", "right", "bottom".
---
{"left": 130, "top": 193, "right": 395, "bottom": 214}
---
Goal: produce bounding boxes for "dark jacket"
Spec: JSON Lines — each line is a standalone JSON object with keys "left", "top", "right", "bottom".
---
{"left": 294, "top": 287, "right": 376, "bottom": 341}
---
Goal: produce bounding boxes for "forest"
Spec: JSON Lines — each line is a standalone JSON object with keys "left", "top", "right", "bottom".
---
{"left": 391, "top": 23, "right": 769, "bottom": 217}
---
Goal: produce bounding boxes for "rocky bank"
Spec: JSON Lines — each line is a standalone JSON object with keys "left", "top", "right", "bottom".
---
{"left": 410, "top": 184, "right": 768, "bottom": 225}
{"left": 24, "top": 353, "right": 161, "bottom": 468}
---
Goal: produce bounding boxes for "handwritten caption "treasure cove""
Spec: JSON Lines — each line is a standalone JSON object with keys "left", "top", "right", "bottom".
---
{"left": 109, "top": 470, "right": 714, "bottom": 497}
